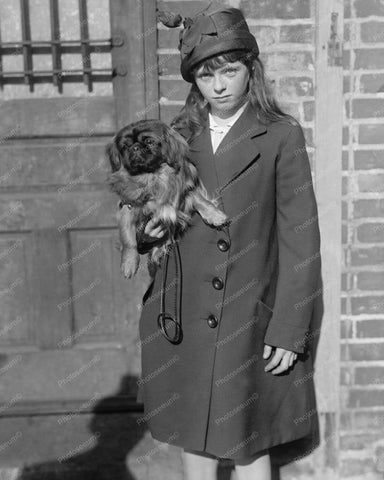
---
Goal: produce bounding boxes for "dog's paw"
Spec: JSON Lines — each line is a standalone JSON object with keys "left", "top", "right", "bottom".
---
{"left": 209, "top": 209, "right": 229, "bottom": 227}
{"left": 121, "top": 251, "right": 140, "bottom": 279}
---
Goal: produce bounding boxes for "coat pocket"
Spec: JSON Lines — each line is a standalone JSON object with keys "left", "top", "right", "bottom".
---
{"left": 254, "top": 299, "right": 274, "bottom": 333}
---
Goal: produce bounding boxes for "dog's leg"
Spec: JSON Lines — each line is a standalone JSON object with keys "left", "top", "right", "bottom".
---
{"left": 190, "top": 187, "right": 228, "bottom": 227}
{"left": 116, "top": 203, "right": 140, "bottom": 278}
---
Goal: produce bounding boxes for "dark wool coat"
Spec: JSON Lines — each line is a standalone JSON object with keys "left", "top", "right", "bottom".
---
{"left": 136, "top": 102, "right": 323, "bottom": 462}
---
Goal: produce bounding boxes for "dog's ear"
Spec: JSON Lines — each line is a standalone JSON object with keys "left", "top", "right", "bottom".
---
{"left": 163, "top": 126, "right": 189, "bottom": 173}
{"left": 105, "top": 141, "right": 122, "bottom": 172}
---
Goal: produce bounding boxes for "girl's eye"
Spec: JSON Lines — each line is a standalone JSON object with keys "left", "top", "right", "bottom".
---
{"left": 224, "top": 68, "right": 237, "bottom": 74}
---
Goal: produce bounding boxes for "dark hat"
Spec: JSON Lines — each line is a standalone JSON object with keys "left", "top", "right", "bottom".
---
{"left": 158, "top": 7, "right": 259, "bottom": 83}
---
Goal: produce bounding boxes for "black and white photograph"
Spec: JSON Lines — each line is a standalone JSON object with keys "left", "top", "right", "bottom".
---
{"left": 0, "top": 0, "right": 382, "bottom": 479}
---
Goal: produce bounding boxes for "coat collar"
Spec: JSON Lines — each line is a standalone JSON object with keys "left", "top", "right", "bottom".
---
{"left": 185, "top": 102, "right": 268, "bottom": 214}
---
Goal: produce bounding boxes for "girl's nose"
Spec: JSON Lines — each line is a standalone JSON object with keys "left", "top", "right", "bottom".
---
{"left": 213, "top": 73, "right": 226, "bottom": 93}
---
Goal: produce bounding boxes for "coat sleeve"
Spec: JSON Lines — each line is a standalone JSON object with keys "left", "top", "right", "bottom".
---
{"left": 263, "top": 124, "right": 322, "bottom": 354}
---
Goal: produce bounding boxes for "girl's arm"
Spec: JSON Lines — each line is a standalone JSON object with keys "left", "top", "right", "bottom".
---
{"left": 264, "top": 124, "right": 322, "bottom": 355}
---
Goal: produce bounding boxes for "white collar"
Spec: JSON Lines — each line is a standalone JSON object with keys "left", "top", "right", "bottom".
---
{"left": 209, "top": 100, "right": 249, "bottom": 131}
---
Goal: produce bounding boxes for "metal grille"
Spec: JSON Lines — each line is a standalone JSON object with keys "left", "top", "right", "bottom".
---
{"left": 0, "top": 0, "right": 114, "bottom": 93}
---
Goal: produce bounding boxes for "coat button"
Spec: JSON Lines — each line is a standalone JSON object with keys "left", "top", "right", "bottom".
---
{"left": 212, "top": 277, "right": 224, "bottom": 290}
{"left": 207, "top": 314, "right": 218, "bottom": 328}
{"left": 217, "top": 238, "right": 230, "bottom": 252}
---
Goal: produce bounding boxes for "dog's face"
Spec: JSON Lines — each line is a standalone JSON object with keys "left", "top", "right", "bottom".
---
{"left": 106, "top": 119, "right": 189, "bottom": 175}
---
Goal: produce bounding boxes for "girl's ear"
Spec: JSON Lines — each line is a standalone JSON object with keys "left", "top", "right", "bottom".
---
{"left": 105, "top": 141, "right": 122, "bottom": 172}
{"left": 163, "top": 126, "right": 189, "bottom": 173}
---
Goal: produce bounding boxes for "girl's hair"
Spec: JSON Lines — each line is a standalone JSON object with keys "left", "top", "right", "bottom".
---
{"left": 170, "top": 49, "right": 298, "bottom": 143}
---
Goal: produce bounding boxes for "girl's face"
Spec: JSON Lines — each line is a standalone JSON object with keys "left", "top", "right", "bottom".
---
{"left": 194, "top": 59, "right": 250, "bottom": 117}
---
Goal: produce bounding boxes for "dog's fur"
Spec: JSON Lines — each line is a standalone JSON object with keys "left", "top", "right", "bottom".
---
{"left": 106, "top": 119, "right": 228, "bottom": 278}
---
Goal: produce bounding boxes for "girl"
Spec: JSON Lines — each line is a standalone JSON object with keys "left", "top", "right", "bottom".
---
{"left": 137, "top": 7, "right": 322, "bottom": 480}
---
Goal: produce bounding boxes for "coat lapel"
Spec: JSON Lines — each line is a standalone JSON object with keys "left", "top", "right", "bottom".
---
{"left": 187, "top": 102, "right": 268, "bottom": 218}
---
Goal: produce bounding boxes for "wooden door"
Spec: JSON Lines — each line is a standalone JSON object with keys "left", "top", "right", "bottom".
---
{"left": 0, "top": 1, "right": 172, "bottom": 478}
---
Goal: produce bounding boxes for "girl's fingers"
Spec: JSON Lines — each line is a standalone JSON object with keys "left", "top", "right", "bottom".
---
{"left": 265, "top": 349, "right": 297, "bottom": 374}
{"left": 144, "top": 219, "right": 165, "bottom": 237}
{"left": 264, "top": 349, "right": 284, "bottom": 372}
{"left": 270, "top": 354, "right": 291, "bottom": 375}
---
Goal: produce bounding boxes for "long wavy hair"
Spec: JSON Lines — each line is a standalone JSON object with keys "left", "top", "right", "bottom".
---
{"left": 170, "top": 49, "right": 298, "bottom": 143}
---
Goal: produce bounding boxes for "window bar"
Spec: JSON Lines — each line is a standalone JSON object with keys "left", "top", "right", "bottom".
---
{"left": 20, "top": 0, "right": 34, "bottom": 92}
{"left": 78, "top": 0, "right": 92, "bottom": 92}
{"left": 49, "top": 0, "right": 62, "bottom": 93}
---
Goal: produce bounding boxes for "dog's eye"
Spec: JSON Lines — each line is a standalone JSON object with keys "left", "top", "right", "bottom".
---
{"left": 144, "top": 138, "right": 156, "bottom": 146}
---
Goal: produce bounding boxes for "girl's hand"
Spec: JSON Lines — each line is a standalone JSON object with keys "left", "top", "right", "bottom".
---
{"left": 263, "top": 344, "right": 298, "bottom": 375}
{"left": 144, "top": 218, "right": 167, "bottom": 239}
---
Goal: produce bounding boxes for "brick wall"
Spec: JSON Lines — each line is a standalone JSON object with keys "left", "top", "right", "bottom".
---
{"left": 341, "top": 0, "right": 384, "bottom": 478}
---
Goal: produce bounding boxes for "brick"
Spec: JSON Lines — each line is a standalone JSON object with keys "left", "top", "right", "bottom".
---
{"left": 341, "top": 457, "right": 377, "bottom": 477}
{"left": 345, "top": 0, "right": 351, "bottom": 18}
{"left": 351, "top": 247, "right": 384, "bottom": 266}
{"left": 343, "top": 126, "right": 349, "bottom": 145}
{"left": 341, "top": 296, "right": 347, "bottom": 314}
{"left": 357, "top": 271, "right": 384, "bottom": 290}
{"left": 158, "top": 1, "right": 208, "bottom": 19}
{"left": 357, "top": 223, "right": 384, "bottom": 243}
{"left": 343, "top": 150, "right": 349, "bottom": 170}
{"left": 354, "top": 150, "right": 384, "bottom": 169}
{"left": 302, "top": 101, "right": 314, "bottom": 122}
{"left": 345, "top": 100, "right": 351, "bottom": 118}
{"left": 158, "top": 28, "right": 181, "bottom": 49}
{"left": 355, "top": 49, "right": 384, "bottom": 69}
{"left": 344, "top": 23, "right": 350, "bottom": 42}
{"left": 343, "top": 49, "right": 351, "bottom": 69}
{"left": 302, "top": 127, "right": 313, "bottom": 147}
{"left": 249, "top": 26, "right": 278, "bottom": 48}
{"left": 279, "top": 102, "right": 300, "bottom": 119}
{"left": 261, "top": 51, "right": 314, "bottom": 71}
{"left": 359, "top": 124, "right": 384, "bottom": 144}
{"left": 341, "top": 343, "right": 348, "bottom": 361}
{"left": 159, "top": 80, "right": 189, "bottom": 101}
{"left": 353, "top": 410, "right": 384, "bottom": 430}
{"left": 342, "top": 271, "right": 350, "bottom": 290}
{"left": 342, "top": 176, "right": 349, "bottom": 195}
{"left": 240, "top": 0, "right": 311, "bottom": 19}
{"left": 360, "top": 74, "right": 384, "bottom": 93}
{"left": 343, "top": 75, "right": 351, "bottom": 94}
{"left": 158, "top": 53, "right": 181, "bottom": 76}
{"left": 354, "top": 199, "right": 384, "bottom": 217}
{"left": 356, "top": 319, "right": 384, "bottom": 337}
{"left": 358, "top": 173, "right": 384, "bottom": 192}
{"left": 342, "top": 200, "right": 348, "bottom": 220}
{"left": 353, "top": 99, "right": 384, "bottom": 118}
{"left": 278, "top": 77, "right": 314, "bottom": 97}
{"left": 354, "top": 0, "right": 384, "bottom": 17}
{"left": 361, "top": 22, "right": 384, "bottom": 43}
{"left": 340, "top": 366, "right": 352, "bottom": 384}
{"left": 349, "top": 389, "right": 384, "bottom": 407}
{"left": 342, "top": 224, "right": 348, "bottom": 244}
{"left": 340, "top": 411, "right": 353, "bottom": 430}
{"left": 355, "top": 366, "right": 384, "bottom": 384}
{"left": 351, "top": 296, "right": 384, "bottom": 314}
{"left": 341, "top": 319, "right": 353, "bottom": 338}
{"left": 159, "top": 105, "right": 183, "bottom": 125}
{"left": 341, "top": 432, "right": 384, "bottom": 450}
{"left": 280, "top": 25, "right": 314, "bottom": 43}
{"left": 348, "top": 342, "right": 384, "bottom": 360}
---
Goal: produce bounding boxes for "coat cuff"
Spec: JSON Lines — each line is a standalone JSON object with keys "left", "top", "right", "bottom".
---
{"left": 264, "top": 321, "right": 309, "bottom": 354}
